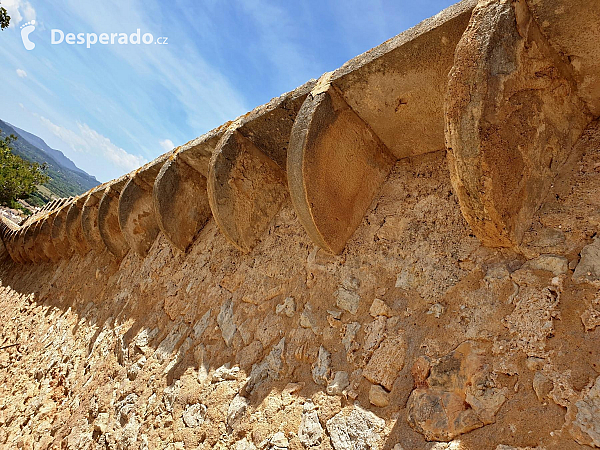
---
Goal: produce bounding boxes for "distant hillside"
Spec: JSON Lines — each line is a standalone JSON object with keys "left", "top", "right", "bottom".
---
{"left": 0, "top": 120, "right": 99, "bottom": 206}
{"left": 8, "top": 122, "right": 90, "bottom": 177}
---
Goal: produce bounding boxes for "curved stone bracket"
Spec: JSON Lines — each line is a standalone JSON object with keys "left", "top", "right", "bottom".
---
{"left": 288, "top": 82, "right": 394, "bottom": 254}
{"left": 66, "top": 196, "right": 91, "bottom": 256}
{"left": 207, "top": 128, "right": 287, "bottom": 253}
{"left": 98, "top": 178, "right": 130, "bottom": 259}
{"left": 51, "top": 199, "right": 74, "bottom": 258}
{"left": 82, "top": 185, "right": 109, "bottom": 252}
{"left": 153, "top": 156, "right": 212, "bottom": 252}
{"left": 119, "top": 155, "right": 170, "bottom": 257}
{"left": 445, "top": 0, "right": 592, "bottom": 247}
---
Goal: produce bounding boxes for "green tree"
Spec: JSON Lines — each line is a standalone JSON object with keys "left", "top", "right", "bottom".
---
{"left": 0, "top": 3, "right": 10, "bottom": 30}
{"left": 0, "top": 133, "right": 49, "bottom": 207}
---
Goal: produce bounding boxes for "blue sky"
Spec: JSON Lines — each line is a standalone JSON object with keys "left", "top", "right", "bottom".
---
{"left": 0, "top": 0, "right": 455, "bottom": 182}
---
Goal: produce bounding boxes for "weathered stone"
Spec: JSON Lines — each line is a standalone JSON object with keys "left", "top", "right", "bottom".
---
{"left": 326, "top": 405, "right": 385, "bottom": 450}
{"left": 326, "top": 371, "right": 349, "bottom": 396}
{"left": 369, "top": 299, "right": 392, "bottom": 318}
{"left": 182, "top": 403, "right": 206, "bottom": 428}
{"left": 395, "top": 270, "right": 415, "bottom": 290}
{"left": 288, "top": 79, "right": 394, "bottom": 255}
{"left": 573, "top": 238, "right": 600, "bottom": 284}
{"left": 522, "top": 254, "right": 568, "bottom": 276}
{"left": 227, "top": 394, "right": 248, "bottom": 432}
{"left": 363, "top": 333, "right": 407, "bottom": 391}
{"left": 566, "top": 375, "right": 600, "bottom": 447}
{"left": 335, "top": 287, "right": 361, "bottom": 315}
{"left": 276, "top": 297, "right": 296, "bottom": 318}
{"left": 246, "top": 338, "right": 285, "bottom": 393}
{"left": 341, "top": 322, "right": 361, "bottom": 354}
{"left": 235, "top": 438, "right": 258, "bottom": 450}
{"left": 369, "top": 384, "right": 390, "bottom": 407}
{"left": 212, "top": 364, "right": 241, "bottom": 382}
{"left": 298, "top": 402, "right": 324, "bottom": 448}
{"left": 407, "top": 342, "right": 507, "bottom": 441}
{"left": 153, "top": 154, "right": 212, "bottom": 252}
{"left": 208, "top": 127, "right": 288, "bottom": 253}
{"left": 267, "top": 431, "right": 289, "bottom": 449}
{"left": 532, "top": 372, "right": 552, "bottom": 403}
{"left": 217, "top": 299, "right": 237, "bottom": 347}
{"left": 445, "top": 0, "right": 591, "bottom": 247}
{"left": 312, "top": 346, "right": 331, "bottom": 386}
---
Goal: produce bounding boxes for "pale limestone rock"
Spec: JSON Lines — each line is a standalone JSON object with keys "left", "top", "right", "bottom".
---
{"left": 326, "top": 371, "right": 349, "bottom": 396}
{"left": 573, "top": 238, "right": 600, "bottom": 284}
{"left": 363, "top": 333, "right": 407, "bottom": 390}
{"left": 362, "top": 316, "right": 387, "bottom": 363}
{"left": 369, "top": 384, "right": 390, "bottom": 407}
{"left": 276, "top": 297, "right": 296, "bottom": 318}
{"left": 298, "top": 402, "right": 324, "bottom": 447}
{"left": 335, "top": 287, "right": 361, "bottom": 314}
{"left": 523, "top": 254, "right": 568, "bottom": 276}
{"left": 312, "top": 346, "right": 331, "bottom": 386}
{"left": 566, "top": 375, "right": 600, "bottom": 447}
{"left": 154, "top": 323, "right": 187, "bottom": 364}
{"left": 247, "top": 338, "right": 285, "bottom": 393}
{"left": 234, "top": 438, "right": 257, "bottom": 450}
{"left": 326, "top": 405, "right": 385, "bottom": 450}
{"left": 93, "top": 412, "right": 110, "bottom": 434}
{"left": 217, "top": 299, "right": 237, "bottom": 346}
{"left": 369, "top": 299, "right": 392, "bottom": 318}
{"left": 182, "top": 403, "right": 206, "bottom": 428}
{"left": 192, "top": 309, "right": 211, "bottom": 339}
{"left": 162, "top": 381, "right": 181, "bottom": 412}
{"left": 427, "top": 303, "right": 445, "bottom": 318}
{"left": 227, "top": 394, "right": 248, "bottom": 431}
{"left": 341, "top": 322, "right": 361, "bottom": 354}
{"left": 395, "top": 269, "right": 415, "bottom": 289}
{"left": 300, "top": 303, "right": 319, "bottom": 334}
{"left": 269, "top": 431, "right": 289, "bottom": 448}
{"left": 212, "top": 364, "right": 240, "bottom": 382}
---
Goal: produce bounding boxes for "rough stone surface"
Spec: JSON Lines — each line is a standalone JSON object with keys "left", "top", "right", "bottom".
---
{"left": 326, "top": 405, "right": 386, "bottom": 450}
{"left": 407, "top": 342, "right": 507, "bottom": 441}
{"left": 369, "top": 384, "right": 390, "bottom": 408}
{"left": 363, "top": 333, "right": 407, "bottom": 390}
{"left": 298, "top": 402, "right": 324, "bottom": 448}
{"left": 1, "top": 5, "right": 600, "bottom": 447}
{"left": 566, "top": 375, "right": 600, "bottom": 447}
{"left": 573, "top": 238, "right": 600, "bottom": 284}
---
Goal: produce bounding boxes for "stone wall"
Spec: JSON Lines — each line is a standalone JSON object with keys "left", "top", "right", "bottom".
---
{"left": 1, "top": 0, "right": 600, "bottom": 449}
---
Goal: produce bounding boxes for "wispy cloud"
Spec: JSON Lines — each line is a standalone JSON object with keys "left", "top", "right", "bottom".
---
{"left": 16, "top": 68, "right": 27, "bottom": 78}
{"left": 38, "top": 115, "right": 147, "bottom": 174}
{"left": 2, "top": 0, "right": 36, "bottom": 25}
{"left": 159, "top": 139, "right": 174, "bottom": 152}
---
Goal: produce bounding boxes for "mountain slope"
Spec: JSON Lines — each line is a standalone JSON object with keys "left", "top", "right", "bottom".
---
{"left": 8, "top": 122, "right": 91, "bottom": 177}
{"left": 0, "top": 120, "right": 99, "bottom": 205}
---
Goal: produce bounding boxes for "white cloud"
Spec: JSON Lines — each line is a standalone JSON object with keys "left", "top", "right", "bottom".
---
{"left": 38, "top": 115, "right": 147, "bottom": 174}
{"left": 159, "top": 139, "right": 174, "bottom": 153}
{"left": 16, "top": 68, "right": 27, "bottom": 78}
{"left": 2, "top": 0, "right": 36, "bottom": 25}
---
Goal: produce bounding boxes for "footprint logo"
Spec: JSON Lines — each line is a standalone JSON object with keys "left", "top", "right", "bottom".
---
{"left": 20, "top": 20, "right": 36, "bottom": 51}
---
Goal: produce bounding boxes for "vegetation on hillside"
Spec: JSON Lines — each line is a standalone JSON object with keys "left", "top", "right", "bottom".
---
{"left": 0, "top": 133, "right": 49, "bottom": 210}
{"left": 0, "top": 121, "right": 99, "bottom": 207}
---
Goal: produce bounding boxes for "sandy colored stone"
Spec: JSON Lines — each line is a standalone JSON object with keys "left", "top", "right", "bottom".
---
{"left": 363, "top": 333, "right": 407, "bottom": 390}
